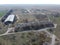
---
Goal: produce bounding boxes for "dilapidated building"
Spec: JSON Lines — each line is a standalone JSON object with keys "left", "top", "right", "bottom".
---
{"left": 1, "top": 9, "right": 13, "bottom": 22}
{"left": 4, "top": 14, "right": 17, "bottom": 25}
{"left": 1, "top": 9, "right": 17, "bottom": 25}
{"left": 14, "top": 21, "right": 55, "bottom": 32}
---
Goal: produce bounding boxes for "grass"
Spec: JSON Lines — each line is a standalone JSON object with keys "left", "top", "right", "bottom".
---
{"left": 0, "top": 11, "right": 7, "bottom": 17}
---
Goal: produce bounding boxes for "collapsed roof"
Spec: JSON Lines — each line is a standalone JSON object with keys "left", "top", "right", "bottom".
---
{"left": 14, "top": 21, "right": 55, "bottom": 32}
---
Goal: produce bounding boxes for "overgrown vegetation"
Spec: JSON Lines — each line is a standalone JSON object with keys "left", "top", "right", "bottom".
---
{"left": 0, "top": 6, "right": 60, "bottom": 45}
{"left": 0, "top": 31, "right": 51, "bottom": 45}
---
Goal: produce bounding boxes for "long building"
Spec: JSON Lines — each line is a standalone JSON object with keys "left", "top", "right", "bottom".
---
{"left": 1, "top": 9, "right": 13, "bottom": 22}
{"left": 4, "top": 14, "right": 17, "bottom": 25}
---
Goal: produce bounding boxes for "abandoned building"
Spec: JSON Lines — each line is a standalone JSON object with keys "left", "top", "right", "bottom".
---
{"left": 14, "top": 21, "right": 54, "bottom": 32}
{"left": 4, "top": 14, "right": 17, "bottom": 25}
{"left": 1, "top": 9, "right": 13, "bottom": 22}
{"left": 1, "top": 9, "right": 17, "bottom": 25}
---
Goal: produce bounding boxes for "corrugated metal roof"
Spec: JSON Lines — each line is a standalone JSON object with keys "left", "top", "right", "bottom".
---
{"left": 4, "top": 14, "right": 15, "bottom": 22}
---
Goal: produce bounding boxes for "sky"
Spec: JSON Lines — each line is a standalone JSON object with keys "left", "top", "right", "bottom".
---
{"left": 0, "top": 0, "right": 60, "bottom": 4}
